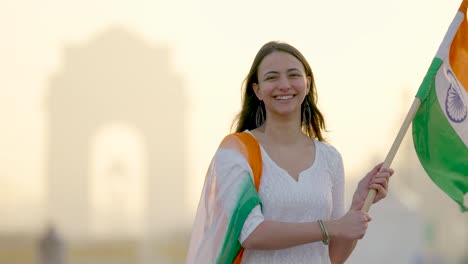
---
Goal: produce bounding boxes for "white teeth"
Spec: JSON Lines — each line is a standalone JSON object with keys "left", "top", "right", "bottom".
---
{"left": 276, "top": 95, "right": 293, "bottom": 100}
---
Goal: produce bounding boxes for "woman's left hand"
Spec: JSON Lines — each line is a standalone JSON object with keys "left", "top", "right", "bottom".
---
{"left": 351, "top": 162, "right": 394, "bottom": 211}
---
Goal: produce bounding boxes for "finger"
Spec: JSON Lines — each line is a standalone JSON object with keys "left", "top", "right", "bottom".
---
{"left": 372, "top": 176, "right": 388, "bottom": 183}
{"left": 364, "top": 212, "right": 372, "bottom": 222}
{"left": 374, "top": 185, "right": 388, "bottom": 202}
{"left": 363, "top": 166, "right": 381, "bottom": 183}
{"left": 378, "top": 168, "right": 394, "bottom": 177}
{"left": 387, "top": 168, "right": 395, "bottom": 177}
{"left": 358, "top": 211, "right": 370, "bottom": 221}
{"left": 370, "top": 177, "right": 388, "bottom": 188}
{"left": 370, "top": 163, "right": 383, "bottom": 174}
{"left": 369, "top": 183, "right": 387, "bottom": 197}
{"left": 374, "top": 172, "right": 391, "bottom": 180}
{"left": 369, "top": 181, "right": 387, "bottom": 191}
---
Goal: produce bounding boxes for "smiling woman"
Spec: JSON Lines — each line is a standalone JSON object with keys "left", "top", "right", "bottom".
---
{"left": 253, "top": 51, "right": 311, "bottom": 125}
{"left": 186, "top": 41, "right": 394, "bottom": 264}
{"left": 234, "top": 41, "right": 325, "bottom": 141}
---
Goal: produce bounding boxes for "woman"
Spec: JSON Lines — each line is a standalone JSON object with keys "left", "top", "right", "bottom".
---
{"left": 186, "top": 41, "right": 394, "bottom": 264}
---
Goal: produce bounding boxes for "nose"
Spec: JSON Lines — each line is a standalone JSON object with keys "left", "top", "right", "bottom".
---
{"left": 277, "top": 75, "right": 291, "bottom": 90}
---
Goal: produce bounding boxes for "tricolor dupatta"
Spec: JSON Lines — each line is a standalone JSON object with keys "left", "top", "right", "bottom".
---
{"left": 186, "top": 132, "right": 263, "bottom": 263}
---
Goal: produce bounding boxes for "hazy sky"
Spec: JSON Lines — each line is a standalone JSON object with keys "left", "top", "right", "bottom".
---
{"left": 0, "top": 0, "right": 463, "bottom": 228}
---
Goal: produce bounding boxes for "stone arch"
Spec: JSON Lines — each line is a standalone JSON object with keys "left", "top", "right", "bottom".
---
{"left": 44, "top": 26, "right": 186, "bottom": 239}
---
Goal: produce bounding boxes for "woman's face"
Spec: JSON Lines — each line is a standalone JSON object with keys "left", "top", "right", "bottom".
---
{"left": 253, "top": 51, "right": 310, "bottom": 120}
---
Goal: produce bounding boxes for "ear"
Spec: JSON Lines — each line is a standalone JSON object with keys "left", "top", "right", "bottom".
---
{"left": 306, "top": 76, "right": 311, "bottom": 94}
{"left": 253, "top": 83, "right": 263, "bottom": 101}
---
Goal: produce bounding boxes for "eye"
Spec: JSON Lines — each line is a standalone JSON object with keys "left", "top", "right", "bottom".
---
{"left": 264, "top": 75, "right": 276, "bottom": 81}
{"left": 289, "top": 73, "right": 302, "bottom": 78}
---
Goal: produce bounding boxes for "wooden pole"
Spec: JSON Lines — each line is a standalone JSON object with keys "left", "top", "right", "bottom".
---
{"left": 362, "top": 97, "right": 422, "bottom": 213}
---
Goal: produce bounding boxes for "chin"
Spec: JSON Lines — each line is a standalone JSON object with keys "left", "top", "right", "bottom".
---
{"left": 273, "top": 108, "right": 300, "bottom": 117}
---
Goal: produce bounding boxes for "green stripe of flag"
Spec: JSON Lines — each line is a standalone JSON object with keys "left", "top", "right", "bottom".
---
{"left": 412, "top": 58, "right": 468, "bottom": 212}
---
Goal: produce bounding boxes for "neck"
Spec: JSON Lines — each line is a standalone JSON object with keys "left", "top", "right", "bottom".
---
{"left": 259, "top": 114, "right": 304, "bottom": 145}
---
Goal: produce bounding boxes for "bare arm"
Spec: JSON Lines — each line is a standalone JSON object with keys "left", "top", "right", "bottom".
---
{"left": 328, "top": 238, "right": 357, "bottom": 264}
{"left": 327, "top": 220, "right": 358, "bottom": 264}
{"left": 242, "top": 209, "right": 370, "bottom": 251}
{"left": 327, "top": 209, "right": 372, "bottom": 263}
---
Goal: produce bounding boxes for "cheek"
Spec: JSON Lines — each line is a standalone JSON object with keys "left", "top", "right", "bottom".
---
{"left": 297, "top": 80, "right": 309, "bottom": 93}
{"left": 258, "top": 85, "right": 274, "bottom": 98}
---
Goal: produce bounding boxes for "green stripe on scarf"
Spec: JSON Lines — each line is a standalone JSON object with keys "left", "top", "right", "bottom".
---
{"left": 216, "top": 174, "right": 261, "bottom": 263}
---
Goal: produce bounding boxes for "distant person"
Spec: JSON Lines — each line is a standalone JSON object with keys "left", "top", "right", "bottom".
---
{"left": 38, "top": 224, "right": 66, "bottom": 264}
{"left": 186, "top": 41, "right": 394, "bottom": 264}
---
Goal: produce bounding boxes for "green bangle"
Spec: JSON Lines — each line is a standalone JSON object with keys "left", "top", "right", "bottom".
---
{"left": 317, "top": 220, "right": 329, "bottom": 245}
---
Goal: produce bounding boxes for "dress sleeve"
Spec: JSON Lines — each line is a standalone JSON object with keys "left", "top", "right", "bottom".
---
{"left": 238, "top": 204, "right": 264, "bottom": 244}
{"left": 331, "top": 149, "right": 346, "bottom": 220}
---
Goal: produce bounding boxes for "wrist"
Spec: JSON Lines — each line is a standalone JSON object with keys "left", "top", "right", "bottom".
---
{"left": 317, "top": 220, "right": 330, "bottom": 245}
{"left": 325, "top": 220, "right": 340, "bottom": 239}
{"left": 350, "top": 193, "right": 362, "bottom": 211}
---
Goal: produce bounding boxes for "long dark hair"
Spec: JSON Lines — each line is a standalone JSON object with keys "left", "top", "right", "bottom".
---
{"left": 232, "top": 41, "right": 327, "bottom": 141}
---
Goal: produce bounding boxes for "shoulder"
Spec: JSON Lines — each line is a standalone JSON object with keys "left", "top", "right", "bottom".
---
{"left": 219, "top": 132, "right": 259, "bottom": 155}
{"left": 214, "top": 133, "right": 251, "bottom": 164}
{"left": 211, "top": 134, "right": 253, "bottom": 175}
{"left": 219, "top": 132, "right": 249, "bottom": 148}
{"left": 315, "top": 140, "right": 342, "bottom": 161}
{"left": 216, "top": 133, "right": 243, "bottom": 156}
{"left": 315, "top": 141, "right": 344, "bottom": 182}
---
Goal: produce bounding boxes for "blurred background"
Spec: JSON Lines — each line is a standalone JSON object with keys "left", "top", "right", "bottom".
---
{"left": 1, "top": 0, "right": 467, "bottom": 263}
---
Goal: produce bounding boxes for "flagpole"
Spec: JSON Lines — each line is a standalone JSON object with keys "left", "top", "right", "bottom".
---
{"left": 362, "top": 97, "right": 422, "bottom": 213}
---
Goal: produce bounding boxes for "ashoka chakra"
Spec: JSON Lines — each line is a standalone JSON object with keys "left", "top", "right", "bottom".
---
{"left": 445, "top": 84, "right": 467, "bottom": 123}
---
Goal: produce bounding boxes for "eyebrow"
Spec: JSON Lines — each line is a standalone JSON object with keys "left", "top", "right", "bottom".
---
{"left": 263, "top": 68, "right": 302, "bottom": 76}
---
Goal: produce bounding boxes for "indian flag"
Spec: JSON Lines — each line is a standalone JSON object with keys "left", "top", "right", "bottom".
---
{"left": 412, "top": 0, "right": 468, "bottom": 212}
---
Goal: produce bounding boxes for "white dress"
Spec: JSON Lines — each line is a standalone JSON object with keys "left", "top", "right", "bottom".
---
{"left": 239, "top": 133, "right": 346, "bottom": 264}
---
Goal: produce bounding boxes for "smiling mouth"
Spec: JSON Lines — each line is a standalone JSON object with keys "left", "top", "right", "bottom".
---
{"left": 274, "top": 95, "right": 295, "bottom": 100}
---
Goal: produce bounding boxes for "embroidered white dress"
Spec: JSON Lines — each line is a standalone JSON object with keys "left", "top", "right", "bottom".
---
{"left": 239, "top": 134, "right": 346, "bottom": 264}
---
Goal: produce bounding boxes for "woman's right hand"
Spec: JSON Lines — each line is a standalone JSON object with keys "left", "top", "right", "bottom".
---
{"left": 327, "top": 210, "right": 372, "bottom": 240}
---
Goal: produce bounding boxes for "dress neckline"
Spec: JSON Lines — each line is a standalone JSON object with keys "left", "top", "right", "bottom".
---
{"left": 245, "top": 130, "right": 318, "bottom": 182}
